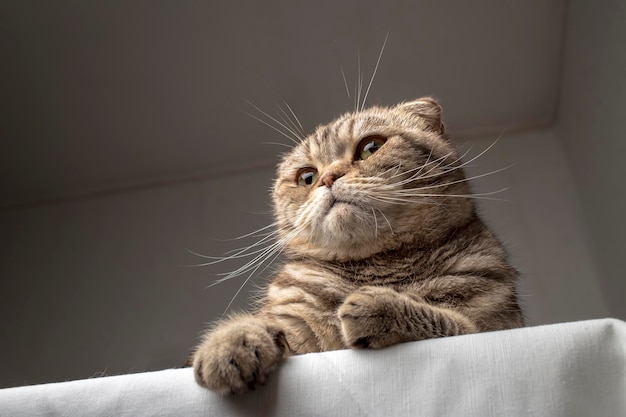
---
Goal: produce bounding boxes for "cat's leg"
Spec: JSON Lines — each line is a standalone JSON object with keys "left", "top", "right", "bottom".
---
{"left": 192, "top": 314, "right": 287, "bottom": 395}
{"left": 337, "top": 286, "right": 477, "bottom": 348}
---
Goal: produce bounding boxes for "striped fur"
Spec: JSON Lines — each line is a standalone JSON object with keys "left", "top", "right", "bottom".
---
{"left": 193, "top": 98, "right": 524, "bottom": 395}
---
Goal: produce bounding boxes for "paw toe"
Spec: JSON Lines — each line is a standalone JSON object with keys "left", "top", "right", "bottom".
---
{"left": 352, "top": 336, "right": 371, "bottom": 348}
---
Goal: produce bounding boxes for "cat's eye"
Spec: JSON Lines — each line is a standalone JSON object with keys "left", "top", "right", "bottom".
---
{"left": 296, "top": 168, "right": 319, "bottom": 186}
{"left": 355, "top": 136, "right": 386, "bottom": 161}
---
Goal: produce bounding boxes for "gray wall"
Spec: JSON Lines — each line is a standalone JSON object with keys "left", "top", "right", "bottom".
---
{"left": 0, "top": 171, "right": 274, "bottom": 387}
{"left": 1, "top": 0, "right": 623, "bottom": 391}
{"left": 557, "top": 0, "right": 626, "bottom": 319}
{"left": 0, "top": 129, "right": 607, "bottom": 388}
{"left": 0, "top": 0, "right": 564, "bottom": 206}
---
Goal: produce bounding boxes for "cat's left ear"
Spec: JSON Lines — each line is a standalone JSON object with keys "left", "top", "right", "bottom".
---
{"left": 396, "top": 97, "right": 445, "bottom": 134}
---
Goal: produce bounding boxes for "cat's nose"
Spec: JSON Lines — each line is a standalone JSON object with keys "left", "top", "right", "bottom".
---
{"left": 320, "top": 172, "right": 344, "bottom": 188}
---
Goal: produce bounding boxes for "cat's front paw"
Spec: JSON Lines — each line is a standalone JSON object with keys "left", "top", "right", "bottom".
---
{"left": 338, "top": 286, "right": 402, "bottom": 349}
{"left": 192, "top": 316, "right": 286, "bottom": 395}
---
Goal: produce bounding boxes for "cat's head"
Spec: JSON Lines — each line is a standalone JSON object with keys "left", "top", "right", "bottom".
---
{"left": 273, "top": 98, "right": 475, "bottom": 261}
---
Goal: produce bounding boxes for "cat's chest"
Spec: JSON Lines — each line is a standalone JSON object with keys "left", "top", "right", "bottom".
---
{"left": 268, "top": 254, "right": 439, "bottom": 305}
{"left": 317, "top": 253, "right": 441, "bottom": 286}
{"left": 267, "top": 263, "right": 356, "bottom": 308}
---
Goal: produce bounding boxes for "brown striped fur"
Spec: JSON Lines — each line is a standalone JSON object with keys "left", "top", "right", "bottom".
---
{"left": 192, "top": 98, "right": 524, "bottom": 394}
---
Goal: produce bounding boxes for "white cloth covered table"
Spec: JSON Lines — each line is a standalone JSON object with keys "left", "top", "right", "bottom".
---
{"left": 1, "top": 319, "right": 624, "bottom": 417}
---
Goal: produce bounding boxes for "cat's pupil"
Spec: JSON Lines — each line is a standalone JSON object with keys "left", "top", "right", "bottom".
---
{"left": 297, "top": 169, "right": 319, "bottom": 186}
{"left": 357, "top": 136, "right": 386, "bottom": 161}
{"left": 363, "top": 141, "right": 380, "bottom": 155}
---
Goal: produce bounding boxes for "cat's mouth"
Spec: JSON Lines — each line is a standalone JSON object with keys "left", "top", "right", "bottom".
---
{"left": 328, "top": 195, "right": 362, "bottom": 211}
{"left": 324, "top": 197, "right": 368, "bottom": 223}
{"left": 316, "top": 189, "right": 367, "bottom": 221}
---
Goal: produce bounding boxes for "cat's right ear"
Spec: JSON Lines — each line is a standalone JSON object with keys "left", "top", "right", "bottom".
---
{"left": 396, "top": 97, "right": 445, "bottom": 134}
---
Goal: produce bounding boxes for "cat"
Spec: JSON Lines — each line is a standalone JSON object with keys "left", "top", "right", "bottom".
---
{"left": 191, "top": 97, "right": 525, "bottom": 395}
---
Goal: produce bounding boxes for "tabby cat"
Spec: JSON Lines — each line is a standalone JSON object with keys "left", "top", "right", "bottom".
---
{"left": 192, "top": 97, "right": 524, "bottom": 395}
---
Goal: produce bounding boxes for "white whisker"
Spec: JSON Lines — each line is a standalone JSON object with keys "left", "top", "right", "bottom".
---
{"left": 386, "top": 143, "right": 480, "bottom": 187}
{"left": 220, "top": 238, "right": 287, "bottom": 315}
{"left": 400, "top": 165, "right": 514, "bottom": 193}
{"left": 246, "top": 100, "right": 302, "bottom": 144}
{"left": 210, "top": 241, "right": 281, "bottom": 285}
{"left": 356, "top": 50, "right": 362, "bottom": 112}
{"left": 384, "top": 189, "right": 511, "bottom": 202}
{"left": 371, "top": 206, "right": 379, "bottom": 238}
{"left": 368, "top": 195, "right": 445, "bottom": 206}
{"left": 277, "top": 105, "right": 303, "bottom": 140}
{"left": 387, "top": 152, "right": 453, "bottom": 185}
{"left": 262, "top": 141, "right": 294, "bottom": 148}
{"left": 360, "top": 32, "right": 389, "bottom": 112}
{"left": 276, "top": 101, "right": 306, "bottom": 140}
{"left": 375, "top": 207, "right": 394, "bottom": 234}
{"left": 245, "top": 111, "right": 300, "bottom": 145}
{"left": 340, "top": 65, "right": 351, "bottom": 99}
{"left": 416, "top": 137, "right": 501, "bottom": 182}
{"left": 379, "top": 163, "right": 403, "bottom": 177}
{"left": 230, "top": 222, "right": 280, "bottom": 240}
{"left": 282, "top": 99, "right": 305, "bottom": 135}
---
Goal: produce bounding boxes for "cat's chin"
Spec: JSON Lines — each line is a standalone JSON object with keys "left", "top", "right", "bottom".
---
{"left": 293, "top": 214, "right": 394, "bottom": 262}
{"left": 285, "top": 191, "right": 393, "bottom": 260}
{"left": 323, "top": 201, "right": 364, "bottom": 227}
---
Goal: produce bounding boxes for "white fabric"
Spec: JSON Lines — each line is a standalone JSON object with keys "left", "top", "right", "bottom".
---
{"left": 1, "top": 319, "right": 625, "bottom": 417}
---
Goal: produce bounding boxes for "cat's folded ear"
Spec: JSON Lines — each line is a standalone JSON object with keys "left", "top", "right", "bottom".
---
{"left": 396, "top": 97, "right": 445, "bottom": 134}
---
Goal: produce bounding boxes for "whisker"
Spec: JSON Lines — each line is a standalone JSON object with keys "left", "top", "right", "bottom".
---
{"left": 188, "top": 232, "right": 281, "bottom": 267}
{"left": 379, "top": 163, "right": 403, "bottom": 177}
{"left": 189, "top": 247, "right": 272, "bottom": 266}
{"left": 211, "top": 221, "right": 310, "bottom": 287}
{"left": 245, "top": 111, "right": 300, "bottom": 145}
{"left": 371, "top": 206, "right": 378, "bottom": 238}
{"left": 282, "top": 99, "right": 305, "bottom": 135}
{"left": 388, "top": 142, "right": 484, "bottom": 187}
{"left": 410, "top": 146, "right": 472, "bottom": 181}
{"left": 269, "top": 104, "right": 305, "bottom": 142}
{"left": 211, "top": 241, "right": 281, "bottom": 285}
{"left": 230, "top": 222, "right": 280, "bottom": 240}
{"left": 416, "top": 137, "right": 501, "bottom": 182}
{"left": 409, "top": 145, "right": 436, "bottom": 178}
{"left": 388, "top": 146, "right": 460, "bottom": 182}
{"left": 220, "top": 238, "right": 287, "bottom": 315}
{"left": 277, "top": 106, "right": 302, "bottom": 140}
{"left": 400, "top": 165, "right": 515, "bottom": 193}
{"left": 261, "top": 141, "right": 294, "bottom": 148}
{"left": 276, "top": 102, "right": 306, "bottom": 140}
{"left": 383, "top": 151, "right": 458, "bottom": 187}
{"left": 340, "top": 65, "right": 351, "bottom": 99}
{"left": 384, "top": 188, "right": 511, "bottom": 202}
{"left": 360, "top": 32, "right": 389, "bottom": 112}
{"left": 419, "top": 149, "right": 463, "bottom": 178}
{"left": 246, "top": 100, "right": 302, "bottom": 144}
{"left": 368, "top": 195, "right": 445, "bottom": 206}
{"left": 388, "top": 159, "right": 448, "bottom": 185}
{"left": 223, "top": 233, "right": 282, "bottom": 254}
{"left": 185, "top": 223, "right": 284, "bottom": 267}
{"left": 375, "top": 207, "right": 394, "bottom": 234}
{"left": 356, "top": 50, "right": 362, "bottom": 112}
{"left": 226, "top": 231, "right": 280, "bottom": 252}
